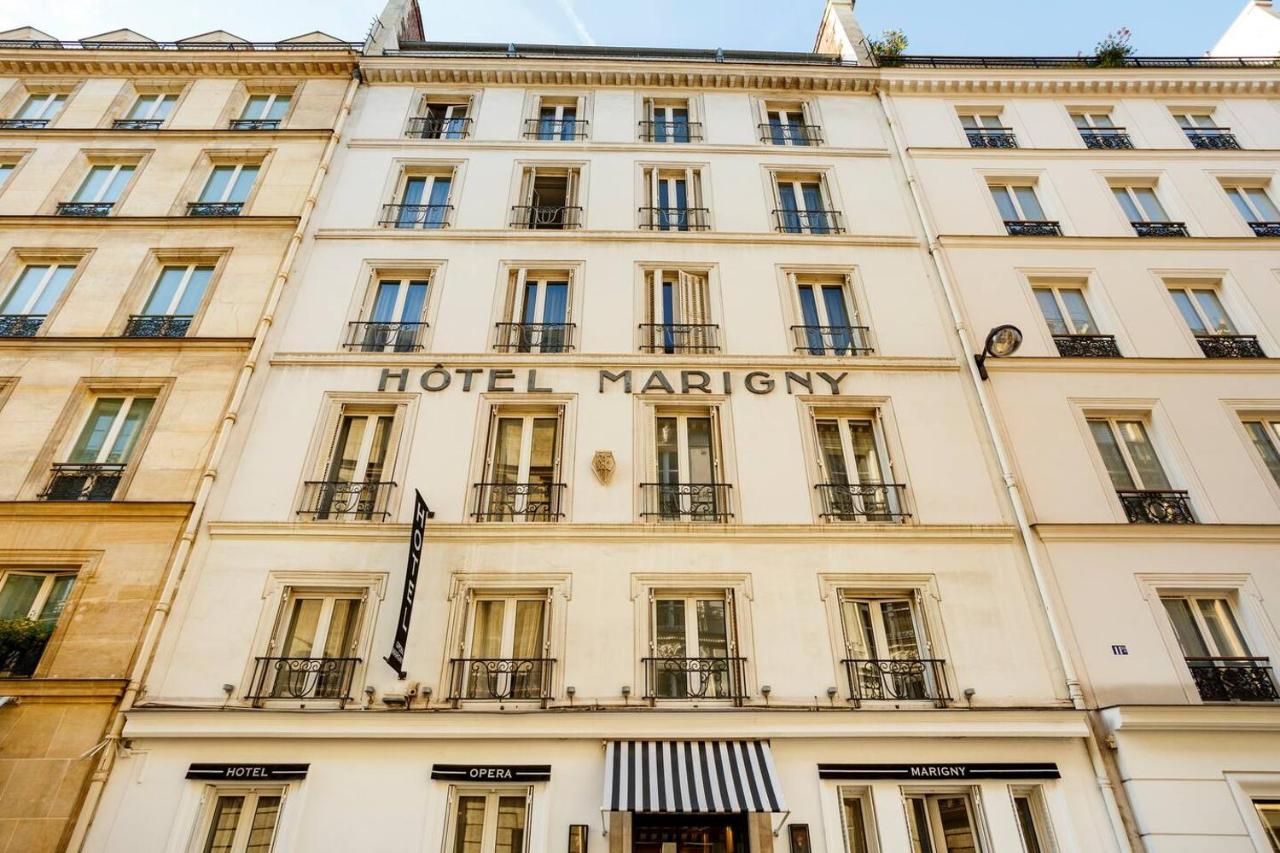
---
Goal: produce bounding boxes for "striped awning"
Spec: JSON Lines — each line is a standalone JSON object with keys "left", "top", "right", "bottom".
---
{"left": 603, "top": 740, "right": 786, "bottom": 813}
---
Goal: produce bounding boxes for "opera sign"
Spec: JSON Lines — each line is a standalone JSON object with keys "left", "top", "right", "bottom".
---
{"left": 377, "top": 366, "right": 851, "bottom": 396}
{"left": 430, "top": 764, "right": 552, "bottom": 782}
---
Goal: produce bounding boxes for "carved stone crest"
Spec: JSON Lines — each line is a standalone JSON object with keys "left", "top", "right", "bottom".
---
{"left": 591, "top": 450, "right": 616, "bottom": 484}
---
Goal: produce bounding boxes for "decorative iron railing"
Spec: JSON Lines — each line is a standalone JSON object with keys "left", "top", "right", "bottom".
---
{"left": 523, "top": 118, "right": 589, "bottom": 140}
{"left": 406, "top": 116, "right": 473, "bottom": 139}
{"left": 380, "top": 203, "right": 452, "bottom": 228}
{"left": 40, "top": 463, "right": 125, "bottom": 501}
{"left": 56, "top": 202, "right": 113, "bottom": 217}
{"left": 472, "top": 482, "right": 566, "bottom": 522}
{"left": 1195, "top": 334, "right": 1266, "bottom": 359}
{"left": 0, "top": 118, "right": 50, "bottom": 129}
{"left": 112, "top": 118, "right": 163, "bottom": 130}
{"left": 773, "top": 208, "right": 844, "bottom": 234}
{"left": 791, "top": 325, "right": 874, "bottom": 355}
{"left": 1004, "top": 220, "right": 1062, "bottom": 237}
{"left": 229, "top": 118, "right": 281, "bottom": 131}
{"left": 447, "top": 658, "right": 555, "bottom": 705}
{"left": 875, "top": 55, "right": 1279, "bottom": 70}
{"left": 187, "top": 201, "right": 244, "bottom": 217}
{"left": 966, "top": 128, "right": 1019, "bottom": 148}
{"left": 343, "top": 321, "right": 428, "bottom": 352}
{"left": 0, "top": 39, "right": 360, "bottom": 51}
{"left": 638, "top": 120, "right": 704, "bottom": 143}
{"left": 492, "top": 322, "right": 575, "bottom": 353}
{"left": 757, "top": 123, "right": 824, "bottom": 146}
{"left": 638, "top": 206, "right": 710, "bottom": 231}
{"left": 1116, "top": 489, "right": 1195, "bottom": 524}
{"left": 509, "top": 204, "right": 582, "bottom": 229}
{"left": 816, "top": 483, "right": 910, "bottom": 522}
{"left": 843, "top": 658, "right": 950, "bottom": 707}
{"left": 640, "top": 482, "right": 733, "bottom": 523}
{"left": 1079, "top": 128, "right": 1134, "bottom": 150}
{"left": 637, "top": 323, "right": 720, "bottom": 354}
{"left": 1185, "top": 657, "right": 1279, "bottom": 703}
{"left": 1183, "top": 128, "right": 1241, "bottom": 150}
{"left": 0, "top": 314, "right": 44, "bottom": 337}
{"left": 246, "top": 656, "right": 360, "bottom": 707}
{"left": 1249, "top": 222, "right": 1280, "bottom": 238}
{"left": 123, "top": 314, "right": 191, "bottom": 338}
{"left": 1131, "top": 221, "right": 1189, "bottom": 238}
{"left": 643, "top": 656, "right": 747, "bottom": 704}
{"left": 297, "top": 480, "right": 396, "bottom": 521}
{"left": 1052, "top": 334, "right": 1122, "bottom": 358}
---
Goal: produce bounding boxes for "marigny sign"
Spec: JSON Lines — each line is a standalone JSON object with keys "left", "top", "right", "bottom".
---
{"left": 377, "top": 366, "right": 851, "bottom": 396}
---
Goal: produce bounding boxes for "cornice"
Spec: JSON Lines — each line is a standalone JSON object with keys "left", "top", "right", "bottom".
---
{"left": 0, "top": 678, "right": 128, "bottom": 702}
{"left": 0, "top": 50, "right": 357, "bottom": 78}
{"left": 909, "top": 146, "right": 1280, "bottom": 161}
{"left": 938, "top": 234, "right": 1277, "bottom": 250}
{"left": 986, "top": 357, "right": 1280, "bottom": 375}
{"left": 0, "top": 501, "right": 193, "bottom": 521}
{"left": 0, "top": 215, "right": 299, "bottom": 228}
{"left": 348, "top": 138, "right": 891, "bottom": 159}
{"left": 0, "top": 336, "right": 254, "bottom": 351}
{"left": 878, "top": 71, "right": 1280, "bottom": 99}
{"left": 266, "top": 352, "right": 959, "bottom": 371}
{"left": 313, "top": 227, "right": 920, "bottom": 248}
{"left": 1033, "top": 523, "right": 1280, "bottom": 543}
{"left": 1098, "top": 704, "right": 1280, "bottom": 733}
{"left": 0, "top": 128, "right": 334, "bottom": 141}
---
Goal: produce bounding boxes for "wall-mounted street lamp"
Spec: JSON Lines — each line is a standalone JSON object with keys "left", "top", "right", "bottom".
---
{"left": 975, "top": 325, "right": 1023, "bottom": 380}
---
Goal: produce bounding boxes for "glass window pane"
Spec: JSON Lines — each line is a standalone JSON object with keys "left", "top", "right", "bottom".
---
{"left": 1133, "top": 187, "right": 1168, "bottom": 221}
{"left": 2, "top": 266, "right": 47, "bottom": 314}
{"left": 654, "top": 599, "right": 687, "bottom": 658}
{"left": 174, "top": 267, "right": 214, "bottom": 316}
{"left": 363, "top": 416, "right": 392, "bottom": 483}
{"left": 686, "top": 417, "right": 714, "bottom": 483}
{"left": 281, "top": 598, "right": 322, "bottom": 658}
{"left": 266, "top": 95, "right": 292, "bottom": 121}
{"left": 528, "top": 418, "right": 558, "bottom": 483}
{"left": 959, "top": 115, "right": 978, "bottom": 129}
{"left": 70, "top": 399, "right": 124, "bottom": 463}
{"left": 1088, "top": 420, "right": 1136, "bottom": 490}
{"left": 1170, "top": 290, "right": 1207, "bottom": 335}
{"left": 29, "top": 266, "right": 73, "bottom": 315}
{"left": 1227, "top": 188, "right": 1259, "bottom": 223}
{"left": 1117, "top": 420, "right": 1171, "bottom": 491}
{"left": 1192, "top": 290, "right": 1235, "bottom": 335}
{"left": 201, "top": 167, "right": 233, "bottom": 203}
{"left": 104, "top": 397, "right": 155, "bottom": 464}
{"left": 512, "top": 600, "right": 545, "bottom": 658}
{"left": 370, "top": 282, "right": 401, "bottom": 323}
{"left": 1161, "top": 597, "right": 1210, "bottom": 657}
{"left": 1196, "top": 599, "right": 1250, "bottom": 657}
{"left": 228, "top": 166, "right": 259, "bottom": 203}
{"left": 153, "top": 95, "right": 177, "bottom": 121}
{"left": 452, "top": 796, "right": 486, "bottom": 853}
{"left": 37, "top": 576, "right": 74, "bottom": 622}
{"left": 1014, "top": 796, "right": 1044, "bottom": 853}
{"left": 242, "top": 95, "right": 270, "bottom": 120}
{"left": 490, "top": 418, "right": 523, "bottom": 484}
{"left": 102, "top": 166, "right": 134, "bottom": 203}
{"left": 0, "top": 575, "right": 44, "bottom": 620}
{"left": 880, "top": 600, "right": 921, "bottom": 658}
{"left": 1013, "top": 186, "right": 1045, "bottom": 220}
{"left": 695, "top": 599, "right": 728, "bottom": 658}
{"left": 989, "top": 186, "right": 1019, "bottom": 221}
{"left": 1092, "top": 113, "right": 1116, "bottom": 128}
{"left": 937, "top": 796, "right": 979, "bottom": 853}
{"left": 126, "top": 95, "right": 157, "bottom": 119}
{"left": 842, "top": 798, "right": 871, "bottom": 853}
{"left": 817, "top": 421, "right": 849, "bottom": 484}
{"left": 1245, "top": 422, "right": 1280, "bottom": 487}
{"left": 1059, "top": 289, "right": 1098, "bottom": 334}
{"left": 1034, "top": 289, "right": 1069, "bottom": 336}
{"left": 245, "top": 795, "right": 281, "bottom": 853}
{"left": 1253, "top": 802, "right": 1280, "bottom": 850}
{"left": 326, "top": 415, "right": 365, "bottom": 483}
{"left": 656, "top": 417, "right": 679, "bottom": 484}
{"left": 1112, "top": 187, "right": 1143, "bottom": 222}
{"left": 494, "top": 796, "right": 528, "bottom": 853}
{"left": 73, "top": 167, "right": 111, "bottom": 202}
{"left": 322, "top": 598, "right": 361, "bottom": 658}
{"left": 1245, "top": 188, "right": 1280, "bottom": 221}
{"left": 907, "top": 798, "right": 936, "bottom": 853}
{"left": 143, "top": 267, "right": 186, "bottom": 315}
{"left": 847, "top": 421, "right": 883, "bottom": 484}
{"left": 203, "top": 795, "right": 244, "bottom": 853}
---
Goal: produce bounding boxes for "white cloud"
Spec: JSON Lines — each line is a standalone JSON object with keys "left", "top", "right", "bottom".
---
{"left": 552, "top": 0, "right": 595, "bottom": 45}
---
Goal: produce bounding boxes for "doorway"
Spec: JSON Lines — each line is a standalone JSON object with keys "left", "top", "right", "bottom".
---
{"left": 633, "top": 813, "right": 748, "bottom": 853}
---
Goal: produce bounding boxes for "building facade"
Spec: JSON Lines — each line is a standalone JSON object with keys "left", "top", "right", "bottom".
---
{"left": 0, "top": 27, "right": 357, "bottom": 853}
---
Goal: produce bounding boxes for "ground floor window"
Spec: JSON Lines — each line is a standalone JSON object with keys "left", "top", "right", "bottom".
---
{"left": 840, "top": 788, "right": 876, "bottom": 852}
{"left": 446, "top": 788, "right": 531, "bottom": 853}
{"left": 905, "top": 791, "right": 983, "bottom": 853}
{"left": 195, "top": 787, "right": 283, "bottom": 853}
{"left": 1255, "top": 800, "right": 1280, "bottom": 852}
{"left": 1011, "top": 787, "right": 1055, "bottom": 852}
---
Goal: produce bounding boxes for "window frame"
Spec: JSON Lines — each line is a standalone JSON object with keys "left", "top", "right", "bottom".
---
{"left": 1031, "top": 282, "right": 1101, "bottom": 337}
{"left": 188, "top": 784, "right": 287, "bottom": 853}
{"left": 1165, "top": 282, "right": 1240, "bottom": 338}
{"left": 901, "top": 788, "right": 988, "bottom": 853}
{"left": 769, "top": 169, "right": 840, "bottom": 234}
{"left": 62, "top": 394, "right": 157, "bottom": 467}
{"left": 442, "top": 785, "right": 534, "bottom": 853}
{"left": 1010, "top": 786, "right": 1057, "bottom": 853}
{"left": 351, "top": 266, "right": 438, "bottom": 352}
{"left": 647, "top": 587, "right": 740, "bottom": 701}
{"left": 1220, "top": 181, "right": 1280, "bottom": 226}
{"left": 390, "top": 167, "right": 457, "bottom": 229}
{"left": 987, "top": 181, "right": 1048, "bottom": 223}
{"left": 70, "top": 161, "right": 138, "bottom": 206}
{"left": 122, "top": 90, "right": 181, "bottom": 125}
{"left": 639, "top": 162, "right": 710, "bottom": 230}
{"left": 511, "top": 162, "right": 584, "bottom": 229}
{"left": 837, "top": 786, "right": 880, "bottom": 853}
{"left": 198, "top": 162, "right": 261, "bottom": 205}
{"left": 13, "top": 90, "right": 70, "bottom": 124}
{"left": 412, "top": 92, "right": 476, "bottom": 139}
{"left": 1240, "top": 414, "right": 1280, "bottom": 495}
{"left": 235, "top": 87, "right": 298, "bottom": 128}
{"left": 809, "top": 409, "right": 904, "bottom": 522}
{"left": 474, "top": 403, "right": 567, "bottom": 522}
{"left": 1109, "top": 181, "right": 1173, "bottom": 224}
{"left": 641, "top": 94, "right": 699, "bottom": 143}
{"left": 639, "top": 266, "right": 715, "bottom": 353}
{"left": 0, "top": 260, "right": 81, "bottom": 332}
{"left": 528, "top": 93, "right": 589, "bottom": 141}
{"left": 0, "top": 569, "right": 76, "bottom": 622}
{"left": 759, "top": 98, "right": 821, "bottom": 146}
{"left": 496, "top": 266, "right": 576, "bottom": 353}
{"left": 1085, "top": 415, "right": 1175, "bottom": 493}
{"left": 297, "top": 393, "right": 413, "bottom": 522}
{"left": 453, "top": 589, "right": 553, "bottom": 702}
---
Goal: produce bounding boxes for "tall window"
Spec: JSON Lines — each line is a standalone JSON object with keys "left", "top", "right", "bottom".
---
{"left": 512, "top": 167, "right": 581, "bottom": 229}
{"left": 761, "top": 100, "right": 819, "bottom": 146}
{"left": 454, "top": 593, "right": 550, "bottom": 701}
{"left": 1159, "top": 593, "right": 1278, "bottom": 702}
{"left": 43, "top": 396, "right": 155, "bottom": 501}
{"left": 1088, "top": 417, "right": 1172, "bottom": 494}
{"left": 814, "top": 415, "right": 902, "bottom": 522}
{"left": 648, "top": 592, "right": 739, "bottom": 700}
{"left": 235, "top": 92, "right": 291, "bottom": 129}
{"left": 642, "top": 269, "right": 714, "bottom": 354}
{"left": 640, "top": 166, "right": 707, "bottom": 231}
{"left": 303, "top": 408, "right": 396, "bottom": 521}
{"left": 840, "top": 791, "right": 875, "bottom": 853}
{"left": 247, "top": 588, "right": 365, "bottom": 705}
{"left": 773, "top": 172, "right": 840, "bottom": 234}
{"left": 1253, "top": 801, "right": 1280, "bottom": 851}
{"left": 497, "top": 269, "right": 572, "bottom": 353}
{"left": 0, "top": 570, "right": 75, "bottom": 677}
{"left": 1012, "top": 788, "right": 1055, "bottom": 853}
{"left": 646, "top": 409, "right": 729, "bottom": 522}
{"left": 0, "top": 161, "right": 15, "bottom": 188}
{"left": 1171, "top": 110, "right": 1238, "bottom": 149}
{"left": 529, "top": 96, "right": 585, "bottom": 140}
{"left": 445, "top": 789, "right": 530, "bottom": 853}
{"left": 960, "top": 111, "right": 1015, "bottom": 147}
{"left": 1165, "top": 284, "right": 1264, "bottom": 358}
{"left": 61, "top": 163, "right": 134, "bottom": 214}
{"left": 1071, "top": 110, "right": 1131, "bottom": 148}
{"left": 120, "top": 93, "right": 177, "bottom": 127}
{"left": 0, "top": 263, "right": 75, "bottom": 337}
{"left": 352, "top": 276, "right": 430, "bottom": 352}
{"left": 192, "top": 163, "right": 259, "bottom": 215}
{"left": 905, "top": 792, "right": 984, "bottom": 853}
{"left": 197, "top": 788, "right": 284, "bottom": 853}
{"left": 390, "top": 171, "right": 453, "bottom": 229}
{"left": 476, "top": 408, "right": 564, "bottom": 522}
{"left": 128, "top": 264, "right": 213, "bottom": 338}
{"left": 1034, "top": 283, "right": 1118, "bottom": 357}
{"left": 791, "top": 274, "right": 867, "bottom": 355}
{"left": 642, "top": 97, "right": 697, "bottom": 142}
{"left": 989, "top": 183, "right": 1057, "bottom": 235}
{"left": 11, "top": 92, "right": 66, "bottom": 125}
{"left": 1223, "top": 184, "right": 1280, "bottom": 235}
{"left": 413, "top": 97, "right": 471, "bottom": 139}
{"left": 1243, "top": 417, "right": 1280, "bottom": 488}
{"left": 1112, "top": 183, "right": 1186, "bottom": 236}
{"left": 839, "top": 593, "right": 939, "bottom": 702}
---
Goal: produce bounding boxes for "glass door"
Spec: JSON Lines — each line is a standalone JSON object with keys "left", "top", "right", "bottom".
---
{"left": 483, "top": 413, "right": 560, "bottom": 521}
{"left": 271, "top": 592, "right": 362, "bottom": 698}
{"left": 655, "top": 413, "right": 720, "bottom": 519}
{"left": 514, "top": 276, "right": 569, "bottom": 352}
{"left": 776, "top": 178, "right": 830, "bottom": 233}
{"left": 321, "top": 411, "right": 393, "bottom": 519}
{"left": 815, "top": 417, "right": 895, "bottom": 519}
{"left": 841, "top": 596, "right": 929, "bottom": 700}
{"left": 397, "top": 174, "right": 452, "bottom": 228}
{"left": 462, "top": 596, "right": 548, "bottom": 699}
{"left": 797, "top": 278, "right": 859, "bottom": 354}
{"left": 367, "top": 278, "right": 429, "bottom": 351}
{"left": 906, "top": 794, "right": 983, "bottom": 853}
{"left": 652, "top": 594, "right": 732, "bottom": 698}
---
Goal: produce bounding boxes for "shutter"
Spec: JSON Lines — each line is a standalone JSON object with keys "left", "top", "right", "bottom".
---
{"left": 567, "top": 169, "right": 580, "bottom": 209}
{"left": 726, "top": 588, "right": 738, "bottom": 656}
{"left": 481, "top": 406, "right": 499, "bottom": 484}
{"left": 553, "top": 407, "right": 564, "bottom": 478}
{"left": 266, "top": 586, "right": 294, "bottom": 654}
{"left": 709, "top": 407, "right": 724, "bottom": 484}
{"left": 913, "top": 589, "right": 934, "bottom": 656}
{"left": 843, "top": 272, "right": 859, "bottom": 324}
{"left": 458, "top": 588, "right": 474, "bottom": 656}
{"left": 510, "top": 268, "right": 528, "bottom": 324}
{"left": 648, "top": 167, "right": 659, "bottom": 213}
{"left": 523, "top": 167, "right": 537, "bottom": 206}
{"left": 651, "top": 268, "right": 664, "bottom": 345}
{"left": 647, "top": 589, "right": 656, "bottom": 655}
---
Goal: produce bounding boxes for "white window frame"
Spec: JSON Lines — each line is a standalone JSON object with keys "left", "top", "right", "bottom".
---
{"left": 1222, "top": 183, "right": 1280, "bottom": 224}
{"left": 988, "top": 182, "right": 1046, "bottom": 222}
{"left": 0, "top": 570, "right": 76, "bottom": 621}
{"left": 515, "top": 166, "right": 581, "bottom": 217}
{"left": 126, "top": 92, "right": 178, "bottom": 122}
{"left": 16, "top": 92, "right": 66, "bottom": 121}
{"left": 188, "top": 785, "right": 287, "bottom": 853}
{"left": 1069, "top": 110, "right": 1116, "bottom": 130}
{"left": 199, "top": 163, "right": 259, "bottom": 204}
{"left": 771, "top": 171, "right": 837, "bottom": 232}
{"left": 65, "top": 395, "right": 154, "bottom": 465}
{"left": 648, "top": 588, "right": 739, "bottom": 699}
{"left": 1111, "top": 183, "right": 1171, "bottom": 223}
{"left": 1166, "top": 283, "right": 1239, "bottom": 337}
{"left": 477, "top": 406, "right": 565, "bottom": 521}
{"left": 642, "top": 267, "right": 713, "bottom": 352}
{"left": 643, "top": 96, "right": 695, "bottom": 142}
{"left": 141, "top": 264, "right": 213, "bottom": 317}
{"left": 642, "top": 164, "right": 706, "bottom": 229}
{"left": 1242, "top": 416, "right": 1280, "bottom": 490}
{"left": 316, "top": 406, "right": 399, "bottom": 485}
{"left": 72, "top": 163, "right": 135, "bottom": 204}
{"left": 1086, "top": 416, "right": 1172, "bottom": 492}
{"left": 761, "top": 99, "right": 818, "bottom": 146}
{"left": 455, "top": 589, "right": 552, "bottom": 700}
{"left": 501, "top": 267, "right": 575, "bottom": 352}
{"left": 811, "top": 411, "right": 902, "bottom": 521}
{"left": 958, "top": 111, "right": 1005, "bottom": 130}
{"left": 1032, "top": 284, "right": 1100, "bottom": 336}
{"left": 531, "top": 95, "right": 587, "bottom": 140}
{"left": 442, "top": 786, "right": 533, "bottom": 853}
{"left": 650, "top": 408, "right": 724, "bottom": 486}
{"left": 1011, "top": 786, "right": 1057, "bottom": 853}
{"left": 1, "top": 263, "right": 77, "bottom": 317}
{"left": 1159, "top": 593, "right": 1254, "bottom": 659}
{"left": 239, "top": 92, "right": 292, "bottom": 122}
{"left": 838, "top": 786, "right": 880, "bottom": 853}
{"left": 903, "top": 789, "right": 987, "bottom": 853}
{"left": 267, "top": 587, "right": 367, "bottom": 660}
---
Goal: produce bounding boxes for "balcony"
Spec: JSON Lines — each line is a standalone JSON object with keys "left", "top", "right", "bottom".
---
{"left": 639, "top": 120, "right": 703, "bottom": 143}
{"left": 112, "top": 118, "right": 163, "bottom": 130}
{"left": 0, "top": 118, "right": 49, "bottom": 129}
{"left": 792, "top": 325, "right": 874, "bottom": 356}
{"left": 638, "top": 323, "right": 720, "bottom": 354}
{"left": 1195, "top": 334, "right": 1266, "bottom": 359}
{"left": 123, "top": 314, "right": 191, "bottom": 338}
{"left": 492, "top": 322, "right": 574, "bottom": 353}
{"left": 640, "top": 482, "right": 733, "bottom": 523}
{"left": 1004, "top": 220, "right": 1062, "bottom": 237}
{"left": 0, "top": 619, "right": 55, "bottom": 678}
{"left": 1183, "top": 127, "right": 1240, "bottom": 150}
{"left": 1249, "top": 222, "right": 1280, "bottom": 238}
{"left": 229, "top": 118, "right": 281, "bottom": 131}
{"left": 1132, "top": 221, "right": 1189, "bottom": 238}
{"left": 1053, "top": 334, "right": 1122, "bottom": 358}
{"left": 1079, "top": 128, "right": 1134, "bottom": 150}
{"left": 297, "top": 480, "right": 396, "bottom": 521}
{"left": 380, "top": 203, "right": 452, "bottom": 229}
{"left": 1116, "top": 489, "right": 1195, "bottom": 524}
{"left": 510, "top": 205, "right": 582, "bottom": 230}
{"left": 344, "top": 321, "right": 428, "bottom": 352}
{"left": 643, "top": 656, "right": 747, "bottom": 704}
{"left": 447, "top": 658, "right": 555, "bottom": 706}
{"left": 817, "top": 483, "right": 910, "bottom": 522}
{"left": 773, "top": 208, "right": 844, "bottom": 235}
{"left": 1186, "top": 657, "right": 1279, "bottom": 703}
{"left": 965, "top": 128, "right": 1018, "bottom": 148}
{"left": 245, "top": 656, "right": 360, "bottom": 707}
{"left": 187, "top": 201, "right": 243, "bottom": 217}
{"left": 472, "top": 482, "right": 566, "bottom": 522}
{"left": 406, "top": 116, "right": 472, "bottom": 139}
{"left": 523, "top": 118, "right": 588, "bottom": 140}
{"left": 40, "top": 463, "right": 125, "bottom": 501}
{"left": 638, "top": 207, "right": 711, "bottom": 231}
{"left": 758, "top": 123, "right": 824, "bottom": 146}
{"left": 56, "top": 202, "right": 113, "bottom": 217}
{"left": 843, "top": 658, "right": 950, "bottom": 708}
{"left": 0, "top": 314, "right": 44, "bottom": 337}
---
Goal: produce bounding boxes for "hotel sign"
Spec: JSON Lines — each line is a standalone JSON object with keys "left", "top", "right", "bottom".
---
{"left": 430, "top": 764, "right": 552, "bottom": 782}
{"left": 186, "top": 764, "right": 310, "bottom": 781}
{"left": 385, "top": 489, "right": 431, "bottom": 678}
{"left": 377, "top": 366, "right": 853, "bottom": 396}
{"left": 817, "top": 763, "right": 1061, "bottom": 780}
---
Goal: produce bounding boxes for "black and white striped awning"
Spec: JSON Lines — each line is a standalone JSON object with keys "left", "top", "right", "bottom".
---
{"left": 603, "top": 740, "right": 786, "bottom": 813}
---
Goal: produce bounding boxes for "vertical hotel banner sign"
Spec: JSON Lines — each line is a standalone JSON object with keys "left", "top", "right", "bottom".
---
{"left": 385, "top": 490, "right": 431, "bottom": 678}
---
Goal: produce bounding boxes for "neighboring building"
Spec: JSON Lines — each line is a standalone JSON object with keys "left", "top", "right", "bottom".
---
{"left": 0, "top": 27, "right": 357, "bottom": 852}
{"left": 1212, "top": 0, "right": 1280, "bottom": 58}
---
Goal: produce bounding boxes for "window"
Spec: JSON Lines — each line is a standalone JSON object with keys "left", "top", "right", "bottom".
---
{"left": 248, "top": 588, "right": 364, "bottom": 703}
{"left": 384, "top": 170, "right": 453, "bottom": 229}
{"left": 1166, "top": 283, "right": 1262, "bottom": 357}
{"left": 444, "top": 788, "right": 531, "bottom": 853}
{"left": 0, "top": 263, "right": 75, "bottom": 337}
{"left": 641, "top": 268, "right": 715, "bottom": 354}
{"left": 43, "top": 396, "right": 155, "bottom": 501}
{"left": 1161, "top": 594, "right": 1277, "bottom": 702}
{"left": 234, "top": 92, "right": 291, "bottom": 129}
{"left": 642, "top": 97, "right": 699, "bottom": 142}
{"left": 349, "top": 275, "right": 430, "bottom": 352}
{"left": 839, "top": 593, "right": 943, "bottom": 702}
{"left": 640, "top": 165, "right": 708, "bottom": 230}
{"left": 412, "top": 96, "right": 472, "bottom": 139}
{"left": 1088, "top": 417, "right": 1194, "bottom": 523}
{"left": 1223, "top": 184, "right": 1280, "bottom": 236}
{"left": 116, "top": 93, "right": 177, "bottom": 128}
{"left": 647, "top": 591, "right": 742, "bottom": 700}
{"left": 497, "top": 269, "right": 573, "bottom": 353}
{"left": 1070, "top": 111, "right": 1131, "bottom": 149}
{"left": 988, "top": 183, "right": 1058, "bottom": 235}
{"left": 1254, "top": 800, "right": 1280, "bottom": 852}
{"left": 760, "top": 100, "right": 820, "bottom": 146}
{"left": 840, "top": 790, "right": 876, "bottom": 853}
{"left": 905, "top": 792, "right": 984, "bottom": 853}
{"left": 790, "top": 273, "right": 869, "bottom": 355}
{"left": 1034, "top": 285, "right": 1098, "bottom": 336}
{"left": 59, "top": 163, "right": 135, "bottom": 215}
{"left": 645, "top": 409, "right": 730, "bottom": 522}
{"left": 195, "top": 788, "right": 284, "bottom": 853}
{"left": 772, "top": 172, "right": 841, "bottom": 234}
{"left": 1012, "top": 788, "right": 1055, "bottom": 853}
{"left": 190, "top": 163, "right": 259, "bottom": 216}
{"left": 960, "top": 111, "right": 1016, "bottom": 147}
{"left": 475, "top": 408, "right": 565, "bottom": 522}
{"left": 813, "top": 414, "right": 905, "bottom": 522}
{"left": 1171, "top": 110, "right": 1239, "bottom": 149}
{"left": 452, "top": 593, "right": 551, "bottom": 701}
{"left": 527, "top": 96, "right": 586, "bottom": 140}
{"left": 512, "top": 166, "right": 581, "bottom": 229}
{"left": 301, "top": 407, "right": 397, "bottom": 521}
{"left": 1111, "top": 184, "right": 1187, "bottom": 236}
{"left": 0, "top": 570, "right": 75, "bottom": 677}
{"left": 1243, "top": 418, "right": 1280, "bottom": 488}
{"left": 0, "top": 161, "right": 15, "bottom": 188}
{"left": 126, "top": 264, "right": 213, "bottom": 338}
{"left": 7, "top": 92, "right": 66, "bottom": 127}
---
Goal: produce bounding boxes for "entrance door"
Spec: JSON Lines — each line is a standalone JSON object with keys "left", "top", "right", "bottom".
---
{"left": 633, "top": 813, "right": 747, "bottom": 853}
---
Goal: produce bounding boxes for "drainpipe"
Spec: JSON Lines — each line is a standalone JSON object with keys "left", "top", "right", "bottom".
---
{"left": 65, "top": 67, "right": 362, "bottom": 853}
{"left": 874, "top": 88, "right": 1134, "bottom": 853}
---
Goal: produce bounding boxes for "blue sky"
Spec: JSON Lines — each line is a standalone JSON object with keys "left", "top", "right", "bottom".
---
{"left": 0, "top": 0, "right": 1246, "bottom": 57}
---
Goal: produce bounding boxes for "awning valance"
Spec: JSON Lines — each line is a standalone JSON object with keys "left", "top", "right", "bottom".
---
{"left": 603, "top": 740, "right": 785, "bottom": 813}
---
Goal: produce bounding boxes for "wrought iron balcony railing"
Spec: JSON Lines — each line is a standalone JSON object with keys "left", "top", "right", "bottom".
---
{"left": 492, "top": 322, "right": 575, "bottom": 353}
{"left": 1079, "top": 128, "right": 1134, "bottom": 149}
{"left": 0, "top": 314, "right": 44, "bottom": 337}
{"left": 56, "top": 202, "right": 113, "bottom": 217}
{"left": 380, "top": 203, "right": 452, "bottom": 228}
{"left": 640, "top": 482, "right": 733, "bottom": 523}
{"left": 1004, "top": 219, "right": 1062, "bottom": 237}
{"left": 1249, "top": 222, "right": 1280, "bottom": 238}
{"left": 1184, "top": 128, "right": 1241, "bottom": 150}
{"left": 843, "top": 658, "right": 950, "bottom": 707}
{"left": 966, "top": 128, "right": 1019, "bottom": 148}
{"left": 643, "top": 656, "right": 747, "bottom": 704}
{"left": 344, "top": 321, "right": 428, "bottom": 352}
{"left": 245, "top": 656, "right": 360, "bottom": 707}
{"left": 112, "top": 118, "right": 163, "bottom": 130}
{"left": 447, "top": 657, "right": 555, "bottom": 705}
{"left": 758, "top": 123, "right": 824, "bottom": 146}
{"left": 523, "top": 118, "right": 589, "bottom": 140}
{"left": 40, "top": 463, "right": 125, "bottom": 501}
{"left": 1053, "top": 334, "right": 1122, "bottom": 358}
{"left": 406, "top": 116, "right": 473, "bottom": 139}
{"left": 1196, "top": 334, "right": 1266, "bottom": 359}
{"left": 229, "top": 118, "right": 281, "bottom": 131}
{"left": 187, "top": 201, "right": 243, "bottom": 217}
{"left": 1131, "top": 221, "right": 1189, "bottom": 237}
{"left": 1186, "top": 657, "right": 1279, "bottom": 703}
{"left": 472, "top": 482, "right": 566, "bottom": 522}
{"left": 773, "top": 208, "right": 844, "bottom": 234}
{"left": 639, "top": 120, "right": 703, "bottom": 143}
{"left": 510, "top": 204, "right": 582, "bottom": 229}
{"left": 1116, "top": 489, "right": 1195, "bottom": 524}
{"left": 638, "top": 206, "right": 711, "bottom": 231}
{"left": 0, "top": 118, "right": 49, "bottom": 129}
{"left": 792, "top": 325, "right": 874, "bottom": 355}
{"left": 817, "top": 483, "right": 910, "bottom": 522}
{"left": 638, "top": 323, "right": 720, "bottom": 354}
{"left": 123, "top": 314, "right": 191, "bottom": 338}
{"left": 297, "top": 480, "right": 396, "bottom": 521}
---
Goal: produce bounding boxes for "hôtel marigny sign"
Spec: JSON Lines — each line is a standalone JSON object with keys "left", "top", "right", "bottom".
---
{"left": 377, "top": 366, "right": 853, "bottom": 396}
